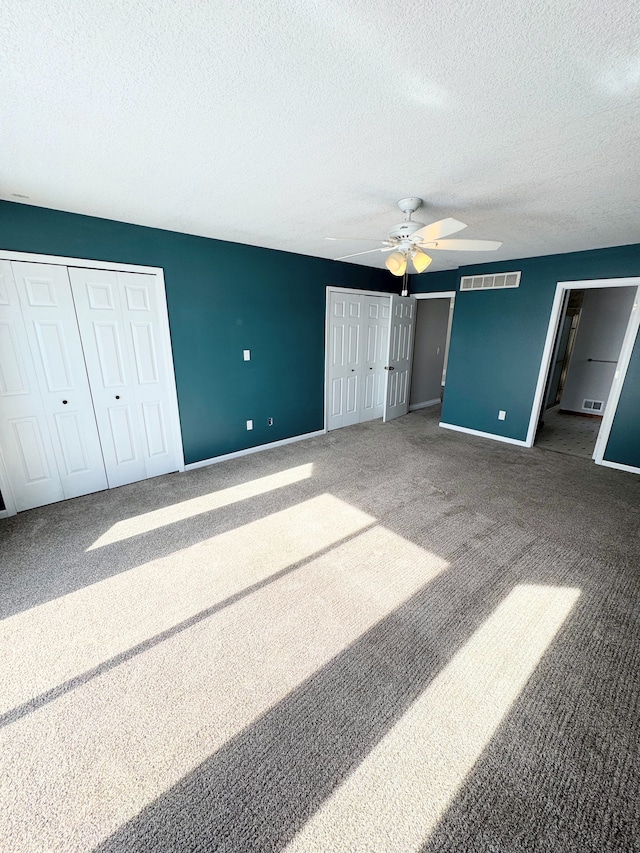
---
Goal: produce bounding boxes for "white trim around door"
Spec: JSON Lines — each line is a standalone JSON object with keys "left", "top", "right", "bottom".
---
{"left": 526, "top": 277, "right": 640, "bottom": 473}
{"left": 413, "top": 290, "right": 456, "bottom": 388}
{"left": 0, "top": 249, "right": 186, "bottom": 517}
{"left": 324, "top": 286, "right": 395, "bottom": 432}
{"left": 412, "top": 291, "right": 457, "bottom": 300}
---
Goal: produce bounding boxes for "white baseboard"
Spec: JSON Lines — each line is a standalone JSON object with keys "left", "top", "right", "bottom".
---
{"left": 598, "top": 458, "right": 640, "bottom": 475}
{"left": 409, "top": 398, "right": 441, "bottom": 411}
{"left": 439, "top": 422, "right": 529, "bottom": 447}
{"left": 0, "top": 509, "right": 9, "bottom": 520}
{"left": 185, "top": 429, "right": 327, "bottom": 471}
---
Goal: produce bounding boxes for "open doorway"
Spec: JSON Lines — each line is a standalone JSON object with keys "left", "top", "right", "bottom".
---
{"left": 409, "top": 292, "right": 455, "bottom": 414}
{"left": 535, "top": 285, "right": 637, "bottom": 459}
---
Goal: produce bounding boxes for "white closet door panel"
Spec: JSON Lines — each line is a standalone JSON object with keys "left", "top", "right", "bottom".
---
{"left": 108, "top": 405, "right": 139, "bottom": 464}
{"left": 0, "top": 261, "right": 64, "bottom": 510}
{"left": 93, "top": 322, "right": 127, "bottom": 387}
{"left": 141, "top": 401, "right": 167, "bottom": 457}
{"left": 11, "top": 262, "right": 108, "bottom": 500}
{"left": 360, "top": 296, "right": 390, "bottom": 422}
{"left": 327, "top": 294, "right": 348, "bottom": 430}
{"left": 0, "top": 319, "right": 30, "bottom": 396}
{"left": 118, "top": 271, "right": 179, "bottom": 478}
{"left": 68, "top": 268, "right": 146, "bottom": 488}
{"left": 327, "top": 292, "right": 363, "bottom": 430}
{"left": 383, "top": 295, "right": 416, "bottom": 423}
{"left": 374, "top": 298, "right": 390, "bottom": 409}
{"left": 69, "top": 268, "right": 179, "bottom": 486}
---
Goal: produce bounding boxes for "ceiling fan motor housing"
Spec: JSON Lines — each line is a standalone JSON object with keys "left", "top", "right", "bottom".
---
{"left": 388, "top": 220, "right": 425, "bottom": 240}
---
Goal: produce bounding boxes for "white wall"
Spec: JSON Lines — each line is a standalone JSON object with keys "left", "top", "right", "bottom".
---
{"left": 410, "top": 298, "right": 450, "bottom": 407}
{"left": 561, "top": 286, "right": 636, "bottom": 413}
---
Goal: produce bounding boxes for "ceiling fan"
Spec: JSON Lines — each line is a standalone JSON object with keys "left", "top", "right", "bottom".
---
{"left": 329, "top": 197, "right": 502, "bottom": 276}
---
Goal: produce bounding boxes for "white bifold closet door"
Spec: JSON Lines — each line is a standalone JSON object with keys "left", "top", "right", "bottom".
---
{"left": 328, "top": 292, "right": 363, "bottom": 430}
{"left": 361, "top": 295, "right": 392, "bottom": 422}
{"left": 383, "top": 294, "right": 416, "bottom": 422}
{"left": 68, "top": 267, "right": 180, "bottom": 489}
{"left": 327, "top": 292, "right": 390, "bottom": 430}
{"left": 0, "top": 261, "right": 108, "bottom": 511}
{"left": 0, "top": 260, "right": 181, "bottom": 512}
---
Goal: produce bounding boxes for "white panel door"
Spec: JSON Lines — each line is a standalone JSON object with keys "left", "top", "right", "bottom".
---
{"left": 69, "top": 268, "right": 180, "bottom": 487}
{"left": 0, "top": 261, "right": 65, "bottom": 510}
{"left": 360, "top": 296, "right": 390, "bottom": 422}
{"left": 327, "top": 292, "right": 364, "bottom": 430}
{"left": 118, "top": 271, "right": 180, "bottom": 479}
{"left": 383, "top": 295, "right": 416, "bottom": 422}
{"left": 12, "top": 262, "right": 108, "bottom": 500}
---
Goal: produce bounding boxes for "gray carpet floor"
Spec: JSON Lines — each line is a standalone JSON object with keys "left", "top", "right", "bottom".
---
{"left": 1, "top": 406, "right": 639, "bottom": 852}
{"left": 535, "top": 407, "right": 602, "bottom": 459}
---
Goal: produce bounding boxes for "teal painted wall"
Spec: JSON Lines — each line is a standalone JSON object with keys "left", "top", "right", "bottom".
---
{"left": 1, "top": 201, "right": 637, "bottom": 477}
{"left": 0, "top": 201, "right": 392, "bottom": 464}
{"left": 437, "top": 245, "right": 640, "bottom": 468}
{"left": 604, "top": 335, "right": 640, "bottom": 468}
{"left": 410, "top": 268, "right": 458, "bottom": 293}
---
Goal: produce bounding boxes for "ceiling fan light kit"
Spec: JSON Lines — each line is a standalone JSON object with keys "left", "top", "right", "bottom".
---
{"left": 411, "top": 248, "right": 432, "bottom": 273}
{"left": 385, "top": 251, "right": 408, "bottom": 276}
{"left": 333, "top": 198, "right": 502, "bottom": 276}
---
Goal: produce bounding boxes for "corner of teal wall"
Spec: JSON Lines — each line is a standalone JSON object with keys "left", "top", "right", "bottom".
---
{"left": 603, "top": 331, "right": 640, "bottom": 468}
{"left": 440, "top": 246, "right": 640, "bottom": 459}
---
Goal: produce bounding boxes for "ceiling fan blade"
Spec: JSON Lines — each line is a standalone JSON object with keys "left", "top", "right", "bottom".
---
{"left": 335, "top": 247, "right": 393, "bottom": 261}
{"left": 410, "top": 217, "right": 467, "bottom": 243}
{"left": 326, "top": 236, "right": 389, "bottom": 243}
{"left": 421, "top": 239, "right": 503, "bottom": 252}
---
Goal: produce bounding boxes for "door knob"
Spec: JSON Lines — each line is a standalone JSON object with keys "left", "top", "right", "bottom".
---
{"left": 384, "top": 366, "right": 395, "bottom": 371}
{"left": 62, "top": 400, "right": 68, "bottom": 404}
{"left": 115, "top": 395, "right": 120, "bottom": 399}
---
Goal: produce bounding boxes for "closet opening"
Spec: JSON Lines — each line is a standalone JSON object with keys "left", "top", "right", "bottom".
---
{"left": 409, "top": 292, "right": 455, "bottom": 415}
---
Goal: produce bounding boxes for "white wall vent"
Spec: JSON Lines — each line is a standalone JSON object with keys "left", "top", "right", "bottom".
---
{"left": 460, "top": 271, "right": 521, "bottom": 291}
{"left": 582, "top": 399, "right": 604, "bottom": 412}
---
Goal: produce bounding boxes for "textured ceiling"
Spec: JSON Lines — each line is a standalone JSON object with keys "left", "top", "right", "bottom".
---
{"left": 2, "top": 0, "right": 640, "bottom": 272}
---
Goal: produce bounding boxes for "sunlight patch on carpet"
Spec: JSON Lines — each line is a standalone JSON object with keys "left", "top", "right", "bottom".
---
{"left": 0, "top": 524, "right": 450, "bottom": 851}
{"left": 87, "top": 463, "right": 314, "bottom": 550}
{"left": 284, "top": 583, "right": 581, "bottom": 853}
{"left": 0, "top": 492, "right": 371, "bottom": 715}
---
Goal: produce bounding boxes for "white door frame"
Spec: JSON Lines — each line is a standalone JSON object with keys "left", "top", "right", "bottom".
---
{"left": 324, "top": 287, "right": 456, "bottom": 431}
{"left": 412, "top": 291, "right": 457, "bottom": 301}
{"left": 412, "top": 291, "right": 457, "bottom": 396}
{"left": 324, "top": 286, "right": 394, "bottom": 432}
{"left": 0, "top": 250, "right": 185, "bottom": 517}
{"left": 526, "top": 277, "right": 640, "bottom": 473}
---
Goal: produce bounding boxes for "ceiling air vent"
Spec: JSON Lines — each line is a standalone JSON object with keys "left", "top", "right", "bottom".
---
{"left": 460, "top": 271, "right": 521, "bottom": 291}
{"left": 583, "top": 399, "right": 604, "bottom": 412}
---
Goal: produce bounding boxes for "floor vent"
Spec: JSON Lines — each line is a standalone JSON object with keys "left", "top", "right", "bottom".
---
{"left": 583, "top": 399, "right": 604, "bottom": 412}
{"left": 460, "top": 271, "right": 521, "bottom": 291}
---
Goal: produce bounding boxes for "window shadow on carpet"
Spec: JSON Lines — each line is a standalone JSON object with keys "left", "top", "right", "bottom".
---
{"left": 91, "top": 531, "right": 629, "bottom": 853}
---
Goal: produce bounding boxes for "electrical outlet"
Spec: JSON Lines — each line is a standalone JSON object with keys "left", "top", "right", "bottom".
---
{"left": 498, "top": 410, "right": 506, "bottom": 421}
{"left": 246, "top": 419, "right": 253, "bottom": 430}
{"left": 243, "top": 349, "right": 251, "bottom": 361}
{"left": 267, "top": 417, "right": 273, "bottom": 426}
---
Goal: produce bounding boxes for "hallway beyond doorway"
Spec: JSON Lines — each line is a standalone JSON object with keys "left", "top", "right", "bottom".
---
{"left": 536, "top": 408, "right": 600, "bottom": 459}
